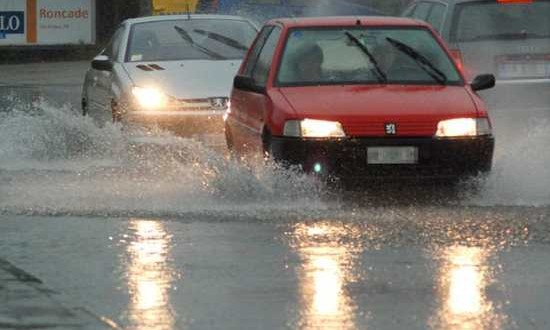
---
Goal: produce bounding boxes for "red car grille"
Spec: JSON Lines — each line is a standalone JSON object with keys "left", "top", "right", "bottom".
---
{"left": 344, "top": 120, "right": 437, "bottom": 137}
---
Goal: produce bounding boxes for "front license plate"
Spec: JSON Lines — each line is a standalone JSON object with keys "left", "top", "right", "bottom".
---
{"left": 367, "top": 147, "right": 418, "bottom": 164}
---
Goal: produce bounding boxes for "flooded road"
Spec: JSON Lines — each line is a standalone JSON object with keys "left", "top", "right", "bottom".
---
{"left": 1, "top": 62, "right": 550, "bottom": 329}
{"left": 1, "top": 210, "right": 550, "bottom": 329}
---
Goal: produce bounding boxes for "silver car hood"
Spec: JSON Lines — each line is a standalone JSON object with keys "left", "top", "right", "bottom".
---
{"left": 123, "top": 60, "right": 242, "bottom": 99}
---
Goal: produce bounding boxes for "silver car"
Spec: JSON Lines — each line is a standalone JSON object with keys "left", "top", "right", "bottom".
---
{"left": 402, "top": 0, "right": 550, "bottom": 112}
{"left": 82, "top": 14, "right": 258, "bottom": 138}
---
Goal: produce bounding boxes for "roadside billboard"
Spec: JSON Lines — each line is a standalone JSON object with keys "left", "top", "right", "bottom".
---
{"left": 0, "top": 0, "right": 95, "bottom": 46}
{"left": 152, "top": 0, "right": 199, "bottom": 15}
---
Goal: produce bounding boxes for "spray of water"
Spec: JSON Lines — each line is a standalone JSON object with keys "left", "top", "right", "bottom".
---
{"left": 0, "top": 98, "right": 326, "bottom": 217}
{"left": 465, "top": 119, "right": 550, "bottom": 207}
{"left": 1, "top": 94, "right": 548, "bottom": 216}
{"left": 0, "top": 96, "right": 124, "bottom": 166}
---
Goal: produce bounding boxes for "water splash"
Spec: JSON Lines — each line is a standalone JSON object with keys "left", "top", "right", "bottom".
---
{"left": 0, "top": 98, "right": 326, "bottom": 216}
{"left": 0, "top": 98, "right": 124, "bottom": 164}
{"left": 468, "top": 120, "right": 550, "bottom": 206}
{"left": 2, "top": 96, "right": 548, "bottom": 215}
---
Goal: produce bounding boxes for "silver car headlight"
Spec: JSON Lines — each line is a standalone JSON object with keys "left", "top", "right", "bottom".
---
{"left": 283, "top": 119, "right": 346, "bottom": 138}
{"left": 131, "top": 86, "right": 168, "bottom": 110}
{"left": 435, "top": 118, "right": 492, "bottom": 138}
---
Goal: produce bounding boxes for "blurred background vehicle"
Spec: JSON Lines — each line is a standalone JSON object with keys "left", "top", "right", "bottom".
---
{"left": 81, "top": 14, "right": 258, "bottom": 142}
{"left": 402, "top": 0, "right": 550, "bottom": 112}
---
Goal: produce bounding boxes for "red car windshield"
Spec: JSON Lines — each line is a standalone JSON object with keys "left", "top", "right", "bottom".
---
{"left": 276, "top": 27, "right": 463, "bottom": 87}
{"left": 451, "top": 0, "right": 550, "bottom": 42}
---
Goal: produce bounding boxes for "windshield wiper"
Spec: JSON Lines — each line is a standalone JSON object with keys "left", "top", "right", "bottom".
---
{"left": 344, "top": 31, "right": 387, "bottom": 83}
{"left": 174, "top": 26, "right": 227, "bottom": 60}
{"left": 192, "top": 29, "right": 249, "bottom": 51}
{"left": 386, "top": 37, "right": 447, "bottom": 85}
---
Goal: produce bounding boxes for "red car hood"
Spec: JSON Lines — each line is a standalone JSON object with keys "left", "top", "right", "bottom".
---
{"left": 279, "top": 85, "right": 478, "bottom": 137}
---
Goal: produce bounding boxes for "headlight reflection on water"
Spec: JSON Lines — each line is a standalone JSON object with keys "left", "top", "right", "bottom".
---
{"left": 310, "top": 247, "right": 347, "bottom": 316}
{"left": 433, "top": 245, "right": 505, "bottom": 330}
{"left": 292, "top": 222, "right": 362, "bottom": 330}
{"left": 448, "top": 248, "right": 484, "bottom": 315}
{"left": 126, "top": 219, "right": 177, "bottom": 330}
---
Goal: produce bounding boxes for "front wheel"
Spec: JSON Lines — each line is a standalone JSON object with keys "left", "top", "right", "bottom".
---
{"left": 81, "top": 91, "right": 89, "bottom": 116}
{"left": 225, "top": 124, "right": 234, "bottom": 151}
{"left": 224, "top": 125, "right": 239, "bottom": 161}
{"left": 111, "top": 99, "right": 122, "bottom": 122}
{"left": 262, "top": 130, "right": 274, "bottom": 162}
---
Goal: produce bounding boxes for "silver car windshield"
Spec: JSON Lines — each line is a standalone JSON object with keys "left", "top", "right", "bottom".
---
{"left": 276, "top": 27, "right": 462, "bottom": 87}
{"left": 126, "top": 19, "right": 257, "bottom": 62}
{"left": 452, "top": 0, "right": 550, "bottom": 42}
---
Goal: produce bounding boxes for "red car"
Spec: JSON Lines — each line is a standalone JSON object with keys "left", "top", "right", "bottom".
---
{"left": 224, "top": 17, "right": 496, "bottom": 179}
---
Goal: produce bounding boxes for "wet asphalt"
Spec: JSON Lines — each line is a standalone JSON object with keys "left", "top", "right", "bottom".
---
{"left": 1, "top": 207, "right": 550, "bottom": 330}
{"left": 1, "top": 61, "right": 550, "bottom": 329}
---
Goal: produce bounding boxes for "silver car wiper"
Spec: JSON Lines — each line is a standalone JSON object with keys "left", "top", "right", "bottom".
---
{"left": 386, "top": 37, "right": 447, "bottom": 85}
{"left": 344, "top": 31, "right": 387, "bottom": 83}
{"left": 192, "top": 29, "right": 249, "bottom": 51}
{"left": 174, "top": 25, "right": 227, "bottom": 60}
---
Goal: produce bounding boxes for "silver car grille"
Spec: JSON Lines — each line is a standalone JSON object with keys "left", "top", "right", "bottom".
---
{"left": 175, "top": 97, "right": 229, "bottom": 111}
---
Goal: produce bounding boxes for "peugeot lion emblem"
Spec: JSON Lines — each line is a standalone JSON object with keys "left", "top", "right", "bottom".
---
{"left": 210, "top": 98, "right": 227, "bottom": 110}
{"left": 385, "top": 123, "right": 397, "bottom": 135}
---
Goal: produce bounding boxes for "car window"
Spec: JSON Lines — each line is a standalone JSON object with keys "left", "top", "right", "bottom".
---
{"left": 242, "top": 26, "right": 274, "bottom": 77}
{"left": 276, "top": 27, "right": 462, "bottom": 86}
{"left": 251, "top": 26, "right": 281, "bottom": 87}
{"left": 451, "top": 0, "right": 550, "bottom": 42}
{"left": 426, "top": 3, "right": 446, "bottom": 33}
{"left": 411, "top": 2, "right": 431, "bottom": 21}
{"left": 125, "top": 19, "right": 258, "bottom": 62}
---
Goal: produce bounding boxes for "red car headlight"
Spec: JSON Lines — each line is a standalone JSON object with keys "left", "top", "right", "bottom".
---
{"left": 283, "top": 119, "right": 346, "bottom": 138}
{"left": 435, "top": 118, "right": 492, "bottom": 138}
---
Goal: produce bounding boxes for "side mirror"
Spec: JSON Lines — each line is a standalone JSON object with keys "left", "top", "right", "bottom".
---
{"left": 233, "top": 75, "right": 264, "bottom": 93}
{"left": 471, "top": 74, "right": 495, "bottom": 92}
{"left": 91, "top": 55, "right": 113, "bottom": 72}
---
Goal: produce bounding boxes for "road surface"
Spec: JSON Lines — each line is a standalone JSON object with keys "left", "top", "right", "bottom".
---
{"left": 0, "top": 61, "right": 549, "bottom": 329}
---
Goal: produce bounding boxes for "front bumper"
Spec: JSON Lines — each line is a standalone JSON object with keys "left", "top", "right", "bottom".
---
{"left": 270, "top": 136, "right": 495, "bottom": 179}
{"left": 123, "top": 110, "right": 225, "bottom": 136}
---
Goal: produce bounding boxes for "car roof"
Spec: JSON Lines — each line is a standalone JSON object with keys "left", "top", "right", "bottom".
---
{"left": 266, "top": 16, "right": 431, "bottom": 28}
{"left": 125, "top": 14, "right": 256, "bottom": 25}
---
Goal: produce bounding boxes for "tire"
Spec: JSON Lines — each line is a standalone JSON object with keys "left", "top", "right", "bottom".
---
{"left": 81, "top": 95, "right": 88, "bottom": 116}
{"left": 225, "top": 124, "right": 234, "bottom": 151}
{"left": 480, "top": 160, "right": 493, "bottom": 174}
{"left": 262, "top": 129, "right": 272, "bottom": 160}
{"left": 111, "top": 99, "right": 122, "bottom": 122}
{"left": 224, "top": 126, "right": 239, "bottom": 161}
